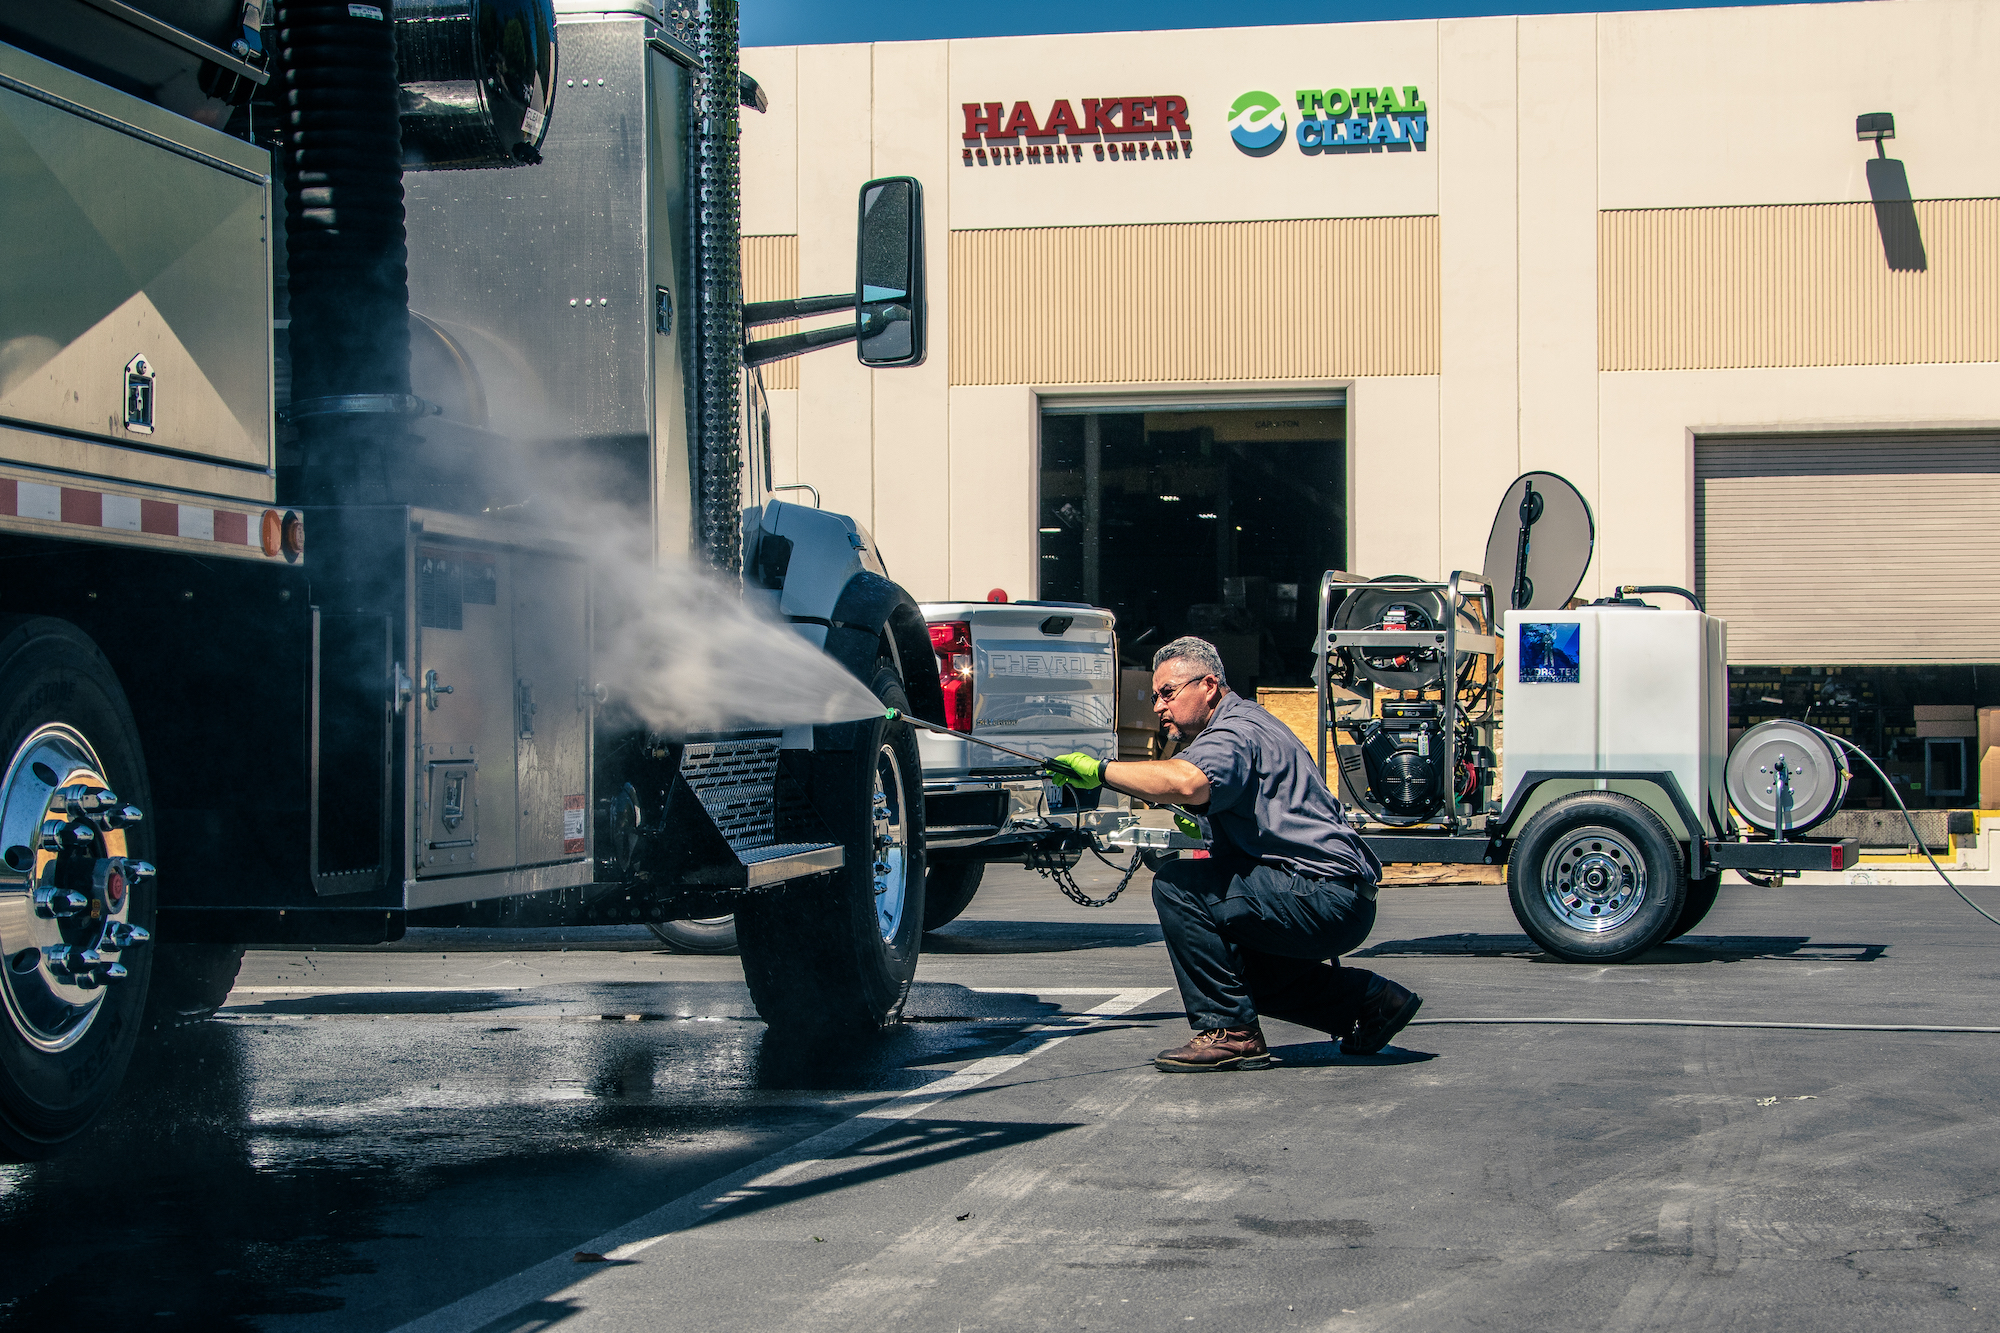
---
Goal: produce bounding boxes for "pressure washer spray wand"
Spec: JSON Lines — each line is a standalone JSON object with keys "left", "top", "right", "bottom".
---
{"left": 880, "top": 707, "right": 1052, "bottom": 768}
{"left": 880, "top": 707, "right": 1201, "bottom": 829}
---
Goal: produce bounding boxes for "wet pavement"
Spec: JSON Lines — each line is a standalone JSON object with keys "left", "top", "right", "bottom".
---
{"left": 5, "top": 865, "right": 2000, "bottom": 1331}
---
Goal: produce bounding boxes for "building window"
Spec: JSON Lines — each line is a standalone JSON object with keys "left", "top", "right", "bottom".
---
{"left": 1037, "top": 404, "right": 1346, "bottom": 692}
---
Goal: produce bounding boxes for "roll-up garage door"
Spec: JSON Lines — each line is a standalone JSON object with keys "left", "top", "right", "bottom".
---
{"left": 1696, "top": 433, "right": 2000, "bottom": 664}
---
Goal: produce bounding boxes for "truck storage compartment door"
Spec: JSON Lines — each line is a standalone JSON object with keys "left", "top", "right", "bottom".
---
{"left": 511, "top": 550, "right": 591, "bottom": 866}
{"left": 0, "top": 44, "right": 271, "bottom": 471}
{"left": 414, "top": 544, "right": 518, "bottom": 875}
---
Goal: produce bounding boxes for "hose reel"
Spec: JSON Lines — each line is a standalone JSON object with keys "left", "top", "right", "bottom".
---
{"left": 1725, "top": 719, "right": 1850, "bottom": 837}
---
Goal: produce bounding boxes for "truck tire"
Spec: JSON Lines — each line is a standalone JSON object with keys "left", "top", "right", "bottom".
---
{"left": 1668, "top": 874, "right": 1721, "bottom": 941}
{"left": 647, "top": 917, "right": 739, "bottom": 954}
{"left": 1506, "top": 791, "right": 1686, "bottom": 964}
{"left": 0, "top": 617, "right": 156, "bottom": 1159}
{"left": 737, "top": 662, "right": 926, "bottom": 1034}
{"left": 146, "top": 944, "right": 247, "bottom": 1029}
{"left": 922, "top": 861, "right": 984, "bottom": 933}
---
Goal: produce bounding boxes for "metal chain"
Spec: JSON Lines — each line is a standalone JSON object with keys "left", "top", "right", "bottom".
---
{"left": 1025, "top": 843, "right": 1145, "bottom": 908}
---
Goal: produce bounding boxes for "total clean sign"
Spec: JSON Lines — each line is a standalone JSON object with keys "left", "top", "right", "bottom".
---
{"left": 1230, "top": 85, "right": 1430, "bottom": 155}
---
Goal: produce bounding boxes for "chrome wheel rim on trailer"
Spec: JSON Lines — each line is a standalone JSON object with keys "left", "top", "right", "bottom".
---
{"left": 1540, "top": 824, "right": 1647, "bottom": 933}
{"left": 872, "top": 743, "right": 910, "bottom": 942}
{"left": 0, "top": 725, "right": 151, "bottom": 1053}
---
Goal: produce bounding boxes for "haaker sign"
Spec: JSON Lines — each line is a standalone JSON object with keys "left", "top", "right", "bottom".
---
{"left": 961, "top": 96, "right": 1194, "bottom": 166}
{"left": 1231, "top": 85, "right": 1431, "bottom": 156}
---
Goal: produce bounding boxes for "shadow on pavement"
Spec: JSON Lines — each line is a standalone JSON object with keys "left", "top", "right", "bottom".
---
{"left": 1354, "top": 933, "right": 1887, "bottom": 963}
{"left": 693, "top": 1117, "right": 1084, "bottom": 1230}
{"left": 921, "top": 921, "right": 1164, "bottom": 954}
{"left": 1265, "top": 1041, "right": 1438, "bottom": 1068}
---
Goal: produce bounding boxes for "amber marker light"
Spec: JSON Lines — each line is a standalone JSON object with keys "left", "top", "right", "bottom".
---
{"left": 281, "top": 510, "right": 304, "bottom": 562}
{"left": 261, "top": 509, "right": 283, "bottom": 557}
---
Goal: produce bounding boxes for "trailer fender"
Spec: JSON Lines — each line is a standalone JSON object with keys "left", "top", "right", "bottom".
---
{"left": 1499, "top": 769, "right": 1708, "bottom": 881}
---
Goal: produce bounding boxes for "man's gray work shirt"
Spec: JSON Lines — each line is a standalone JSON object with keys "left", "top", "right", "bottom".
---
{"left": 1175, "top": 691, "right": 1382, "bottom": 886}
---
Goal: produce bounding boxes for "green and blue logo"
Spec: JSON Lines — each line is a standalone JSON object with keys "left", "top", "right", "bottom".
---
{"left": 1229, "top": 85, "right": 1432, "bottom": 157}
{"left": 1227, "top": 90, "right": 1286, "bottom": 154}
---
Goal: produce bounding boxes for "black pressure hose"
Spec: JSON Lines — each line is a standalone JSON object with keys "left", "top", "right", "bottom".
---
{"left": 275, "top": 0, "right": 412, "bottom": 504}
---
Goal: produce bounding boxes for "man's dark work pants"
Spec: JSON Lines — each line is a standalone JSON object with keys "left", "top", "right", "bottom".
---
{"left": 1152, "top": 857, "right": 1379, "bottom": 1033}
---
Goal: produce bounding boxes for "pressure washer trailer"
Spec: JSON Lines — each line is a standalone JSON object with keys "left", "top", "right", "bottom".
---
{"left": 1111, "top": 470, "right": 1860, "bottom": 966}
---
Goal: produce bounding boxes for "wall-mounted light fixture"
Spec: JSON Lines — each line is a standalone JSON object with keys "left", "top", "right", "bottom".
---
{"left": 1856, "top": 112, "right": 1895, "bottom": 146}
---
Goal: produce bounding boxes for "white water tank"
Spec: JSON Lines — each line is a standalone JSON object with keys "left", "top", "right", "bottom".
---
{"left": 1502, "top": 607, "right": 1729, "bottom": 838}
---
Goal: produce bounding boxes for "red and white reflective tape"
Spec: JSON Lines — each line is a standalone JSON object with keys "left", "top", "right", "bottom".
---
{"left": 0, "top": 477, "right": 299, "bottom": 560}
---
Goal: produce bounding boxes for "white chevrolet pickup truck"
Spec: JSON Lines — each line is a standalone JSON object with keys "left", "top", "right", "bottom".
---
{"left": 915, "top": 597, "right": 1128, "bottom": 930}
{"left": 648, "top": 597, "right": 1127, "bottom": 952}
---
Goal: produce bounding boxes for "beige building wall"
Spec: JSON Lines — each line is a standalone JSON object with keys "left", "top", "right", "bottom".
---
{"left": 742, "top": 0, "right": 2000, "bottom": 606}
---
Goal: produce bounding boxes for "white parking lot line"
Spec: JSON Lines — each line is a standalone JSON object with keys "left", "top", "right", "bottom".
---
{"left": 386, "top": 986, "right": 1165, "bottom": 1333}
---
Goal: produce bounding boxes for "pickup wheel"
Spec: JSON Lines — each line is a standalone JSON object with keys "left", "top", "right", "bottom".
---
{"left": 647, "top": 917, "right": 739, "bottom": 954}
{"left": 0, "top": 618, "right": 157, "bottom": 1160}
{"left": 737, "top": 662, "right": 927, "bottom": 1034}
{"left": 146, "top": 944, "right": 246, "bottom": 1029}
{"left": 1506, "top": 791, "right": 1686, "bottom": 964}
{"left": 922, "top": 861, "right": 984, "bottom": 933}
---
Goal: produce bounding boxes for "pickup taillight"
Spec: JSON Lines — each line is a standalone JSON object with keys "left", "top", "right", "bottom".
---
{"left": 928, "top": 620, "right": 973, "bottom": 731}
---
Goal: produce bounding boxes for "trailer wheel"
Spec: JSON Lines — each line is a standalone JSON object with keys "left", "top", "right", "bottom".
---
{"left": 0, "top": 618, "right": 156, "bottom": 1159}
{"left": 1668, "top": 874, "right": 1721, "bottom": 941}
{"left": 647, "top": 917, "right": 739, "bottom": 954}
{"left": 1507, "top": 791, "right": 1685, "bottom": 964}
{"left": 922, "top": 861, "right": 984, "bottom": 933}
{"left": 737, "top": 662, "right": 926, "bottom": 1033}
{"left": 146, "top": 945, "right": 247, "bottom": 1029}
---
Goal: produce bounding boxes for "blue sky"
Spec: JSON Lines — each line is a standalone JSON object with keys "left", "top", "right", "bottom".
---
{"left": 741, "top": 0, "right": 1827, "bottom": 47}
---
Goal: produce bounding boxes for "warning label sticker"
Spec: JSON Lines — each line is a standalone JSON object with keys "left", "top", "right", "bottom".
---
{"left": 563, "top": 794, "right": 587, "bottom": 854}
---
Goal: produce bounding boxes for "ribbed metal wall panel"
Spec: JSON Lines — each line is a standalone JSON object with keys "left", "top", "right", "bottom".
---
{"left": 949, "top": 217, "right": 1440, "bottom": 386}
{"left": 1696, "top": 434, "right": 2000, "bottom": 663}
{"left": 741, "top": 234, "right": 800, "bottom": 390}
{"left": 1602, "top": 200, "right": 2000, "bottom": 371}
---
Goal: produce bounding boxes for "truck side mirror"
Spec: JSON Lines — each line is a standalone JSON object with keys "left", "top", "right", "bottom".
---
{"left": 855, "top": 177, "right": 925, "bottom": 367}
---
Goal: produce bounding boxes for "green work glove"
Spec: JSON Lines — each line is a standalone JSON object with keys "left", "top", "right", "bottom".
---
{"left": 1046, "top": 753, "right": 1104, "bottom": 790}
{"left": 1173, "top": 811, "right": 1202, "bottom": 841}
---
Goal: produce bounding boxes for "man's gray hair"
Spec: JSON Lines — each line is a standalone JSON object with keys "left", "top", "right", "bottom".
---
{"left": 1153, "top": 636, "right": 1227, "bottom": 686}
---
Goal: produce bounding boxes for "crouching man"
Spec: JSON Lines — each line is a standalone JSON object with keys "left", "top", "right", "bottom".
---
{"left": 1047, "top": 636, "right": 1421, "bottom": 1071}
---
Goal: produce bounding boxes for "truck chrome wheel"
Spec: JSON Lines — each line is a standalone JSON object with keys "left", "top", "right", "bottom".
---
{"left": 872, "top": 744, "right": 911, "bottom": 942}
{"left": 0, "top": 725, "right": 151, "bottom": 1053}
{"left": 1540, "top": 825, "right": 1645, "bottom": 933}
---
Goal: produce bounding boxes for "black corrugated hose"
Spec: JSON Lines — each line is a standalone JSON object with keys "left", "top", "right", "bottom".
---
{"left": 694, "top": 0, "right": 743, "bottom": 573}
{"left": 275, "top": 0, "right": 412, "bottom": 504}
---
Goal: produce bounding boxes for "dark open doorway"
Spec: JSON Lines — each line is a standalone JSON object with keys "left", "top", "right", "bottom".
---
{"left": 1037, "top": 403, "right": 1346, "bottom": 691}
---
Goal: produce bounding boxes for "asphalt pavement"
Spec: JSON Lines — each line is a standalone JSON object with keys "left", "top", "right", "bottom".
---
{"left": 5, "top": 862, "right": 2000, "bottom": 1331}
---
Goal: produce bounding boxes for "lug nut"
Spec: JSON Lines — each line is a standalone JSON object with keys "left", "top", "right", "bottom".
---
{"left": 126, "top": 860, "right": 155, "bottom": 879}
{"left": 38, "top": 819, "right": 66, "bottom": 850}
{"left": 106, "top": 922, "right": 150, "bottom": 949}
{"left": 32, "top": 887, "right": 89, "bottom": 919}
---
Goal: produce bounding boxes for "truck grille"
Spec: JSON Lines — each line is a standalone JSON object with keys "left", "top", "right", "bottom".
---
{"left": 680, "top": 738, "right": 780, "bottom": 851}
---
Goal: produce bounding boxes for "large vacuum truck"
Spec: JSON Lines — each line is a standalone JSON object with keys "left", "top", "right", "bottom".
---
{"left": 0, "top": 0, "right": 944, "bottom": 1158}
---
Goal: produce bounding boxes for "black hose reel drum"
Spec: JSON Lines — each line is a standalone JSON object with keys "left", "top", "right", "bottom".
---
{"left": 1725, "top": 719, "right": 1850, "bottom": 836}
{"left": 395, "top": 0, "right": 558, "bottom": 168}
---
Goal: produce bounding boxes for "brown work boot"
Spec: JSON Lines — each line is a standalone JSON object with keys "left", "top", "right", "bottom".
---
{"left": 1341, "top": 977, "right": 1422, "bottom": 1055}
{"left": 1154, "top": 1025, "right": 1271, "bottom": 1072}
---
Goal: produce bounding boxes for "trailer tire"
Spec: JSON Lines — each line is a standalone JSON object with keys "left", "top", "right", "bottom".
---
{"left": 647, "top": 917, "right": 739, "bottom": 954}
{"left": 737, "top": 662, "right": 926, "bottom": 1034}
{"left": 922, "top": 861, "right": 984, "bottom": 933}
{"left": 145, "top": 945, "right": 247, "bottom": 1029}
{"left": 1668, "top": 874, "right": 1721, "bottom": 941}
{"left": 1507, "top": 791, "right": 1685, "bottom": 964}
{"left": 0, "top": 617, "right": 156, "bottom": 1160}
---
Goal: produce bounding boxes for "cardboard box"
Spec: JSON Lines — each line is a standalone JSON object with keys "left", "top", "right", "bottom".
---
{"left": 1915, "top": 704, "right": 1977, "bottom": 721}
{"left": 1981, "top": 707, "right": 2000, "bottom": 809}
{"left": 1915, "top": 719, "right": 1978, "bottom": 738}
